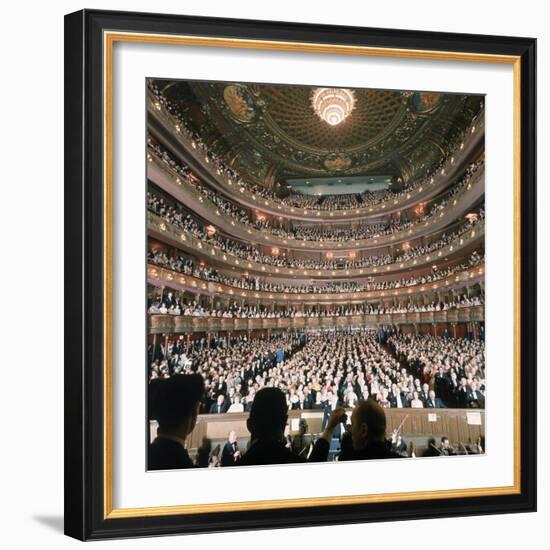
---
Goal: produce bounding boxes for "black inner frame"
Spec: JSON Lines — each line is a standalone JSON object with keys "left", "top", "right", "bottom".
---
{"left": 64, "top": 9, "right": 537, "bottom": 541}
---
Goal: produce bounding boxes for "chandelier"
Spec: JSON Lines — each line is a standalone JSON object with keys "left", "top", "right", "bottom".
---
{"left": 311, "top": 87, "right": 356, "bottom": 126}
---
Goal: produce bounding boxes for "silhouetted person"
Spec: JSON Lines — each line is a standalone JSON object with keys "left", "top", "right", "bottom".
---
{"left": 238, "top": 388, "right": 343, "bottom": 466}
{"left": 341, "top": 400, "right": 404, "bottom": 461}
{"left": 148, "top": 378, "right": 164, "bottom": 420}
{"left": 338, "top": 429, "right": 354, "bottom": 461}
{"left": 422, "top": 437, "right": 443, "bottom": 457}
{"left": 196, "top": 437, "right": 212, "bottom": 467}
{"left": 148, "top": 374, "right": 204, "bottom": 470}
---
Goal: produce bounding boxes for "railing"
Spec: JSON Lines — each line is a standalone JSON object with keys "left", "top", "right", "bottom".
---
{"left": 147, "top": 263, "right": 485, "bottom": 304}
{"left": 148, "top": 211, "right": 485, "bottom": 279}
{"left": 150, "top": 408, "right": 486, "bottom": 452}
{"left": 148, "top": 306, "right": 484, "bottom": 334}
{"left": 148, "top": 93, "right": 485, "bottom": 222}
{"left": 149, "top": 153, "right": 485, "bottom": 252}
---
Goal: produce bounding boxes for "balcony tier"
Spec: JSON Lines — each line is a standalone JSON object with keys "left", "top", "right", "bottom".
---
{"left": 149, "top": 211, "right": 484, "bottom": 279}
{"left": 148, "top": 154, "right": 484, "bottom": 253}
{"left": 147, "top": 263, "right": 485, "bottom": 305}
{"left": 149, "top": 306, "right": 484, "bottom": 334}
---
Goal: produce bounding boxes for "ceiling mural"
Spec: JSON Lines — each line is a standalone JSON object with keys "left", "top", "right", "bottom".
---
{"left": 411, "top": 91, "right": 442, "bottom": 113}
{"left": 222, "top": 84, "right": 258, "bottom": 123}
{"left": 155, "top": 79, "right": 483, "bottom": 187}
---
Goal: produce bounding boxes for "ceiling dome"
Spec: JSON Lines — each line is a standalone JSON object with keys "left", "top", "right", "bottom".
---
{"left": 258, "top": 85, "right": 404, "bottom": 152}
{"left": 156, "top": 80, "right": 481, "bottom": 182}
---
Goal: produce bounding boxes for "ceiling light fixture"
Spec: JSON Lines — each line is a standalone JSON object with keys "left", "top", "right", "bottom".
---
{"left": 311, "top": 87, "right": 356, "bottom": 126}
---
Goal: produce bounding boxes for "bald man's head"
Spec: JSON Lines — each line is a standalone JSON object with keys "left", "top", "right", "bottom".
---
{"left": 350, "top": 400, "right": 387, "bottom": 451}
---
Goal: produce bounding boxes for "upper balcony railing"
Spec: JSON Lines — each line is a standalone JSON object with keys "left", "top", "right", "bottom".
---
{"left": 148, "top": 211, "right": 484, "bottom": 279}
{"left": 148, "top": 305, "right": 485, "bottom": 334}
{"left": 148, "top": 153, "right": 485, "bottom": 253}
{"left": 148, "top": 94, "right": 485, "bottom": 222}
{"left": 147, "top": 263, "right": 485, "bottom": 304}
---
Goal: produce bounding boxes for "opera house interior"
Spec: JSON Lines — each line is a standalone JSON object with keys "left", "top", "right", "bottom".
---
{"left": 146, "top": 79, "right": 486, "bottom": 469}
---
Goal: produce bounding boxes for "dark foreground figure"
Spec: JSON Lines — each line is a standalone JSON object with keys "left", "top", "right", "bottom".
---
{"left": 148, "top": 377, "right": 403, "bottom": 470}
{"left": 148, "top": 374, "right": 204, "bottom": 470}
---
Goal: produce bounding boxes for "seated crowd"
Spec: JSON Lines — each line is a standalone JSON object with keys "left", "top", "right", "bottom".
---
{"left": 148, "top": 293, "right": 484, "bottom": 318}
{"left": 388, "top": 333, "right": 486, "bottom": 408}
{"left": 147, "top": 192, "right": 485, "bottom": 269}
{"left": 149, "top": 329, "right": 485, "bottom": 416}
{"left": 148, "top": 246, "right": 484, "bottom": 294}
{"left": 283, "top": 191, "right": 369, "bottom": 212}
{"left": 148, "top": 138, "right": 484, "bottom": 243}
{"left": 148, "top": 189, "right": 484, "bottom": 272}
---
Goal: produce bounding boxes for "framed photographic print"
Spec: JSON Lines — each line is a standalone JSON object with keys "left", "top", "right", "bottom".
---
{"left": 64, "top": 9, "right": 537, "bottom": 540}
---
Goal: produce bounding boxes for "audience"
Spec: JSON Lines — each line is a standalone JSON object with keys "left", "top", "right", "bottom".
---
{"left": 387, "top": 333, "right": 485, "bottom": 408}
{"left": 148, "top": 246, "right": 484, "bottom": 295}
{"left": 147, "top": 343, "right": 484, "bottom": 469}
{"left": 148, "top": 292, "right": 484, "bottom": 319}
{"left": 149, "top": 189, "right": 484, "bottom": 273}
{"left": 149, "top": 330, "right": 485, "bottom": 418}
{"left": 148, "top": 139, "right": 483, "bottom": 243}
{"left": 145, "top": 84, "right": 487, "bottom": 472}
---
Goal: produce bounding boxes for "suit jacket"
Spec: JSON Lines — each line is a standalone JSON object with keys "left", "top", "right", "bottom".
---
{"left": 426, "top": 398, "right": 445, "bottom": 408}
{"left": 292, "top": 399, "right": 312, "bottom": 410}
{"left": 209, "top": 402, "right": 228, "bottom": 414}
{"left": 322, "top": 402, "right": 340, "bottom": 427}
{"left": 456, "top": 386, "right": 470, "bottom": 407}
{"left": 148, "top": 437, "right": 194, "bottom": 470}
{"left": 291, "top": 433, "right": 314, "bottom": 457}
{"left": 418, "top": 390, "right": 430, "bottom": 404}
{"left": 466, "top": 390, "right": 485, "bottom": 408}
{"left": 339, "top": 440, "right": 404, "bottom": 461}
{"left": 435, "top": 374, "right": 449, "bottom": 395}
{"left": 422, "top": 444, "right": 443, "bottom": 457}
{"left": 389, "top": 393, "right": 408, "bottom": 408}
{"left": 221, "top": 441, "right": 239, "bottom": 466}
{"left": 238, "top": 437, "right": 329, "bottom": 466}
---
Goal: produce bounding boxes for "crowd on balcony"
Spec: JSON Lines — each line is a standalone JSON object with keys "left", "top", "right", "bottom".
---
{"left": 148, "top": 187, "right": 484, "bottom": 272}
{"left": 148, "top": 246, "right": 484, "bottom": 295}
{"left": 148, "top": 80, "right": 483, "bottom": 213}
{"left": 147, "top": 292, "right": 484, "bottom": 318}
{"left": 148, "top": 329, "right": 485, "bottom": 416}
{"left": 148, "top": 137, "right": 484, "bottom": 243}
{"left": 291, "top": 220, "right": 397, "bottom": 242}
{"left": 283, "top": 192, "right": 369, "bottom": 211}
{"left": 283, "top": 163, "right": 481, "bottom": 213}
{"left": 395, "top": 208, "right": 484, "bottom": 262}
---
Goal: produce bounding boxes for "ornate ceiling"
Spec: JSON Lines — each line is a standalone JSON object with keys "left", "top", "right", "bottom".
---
{"left": 153, "top": 79, "right": 483, "bottom": 188}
